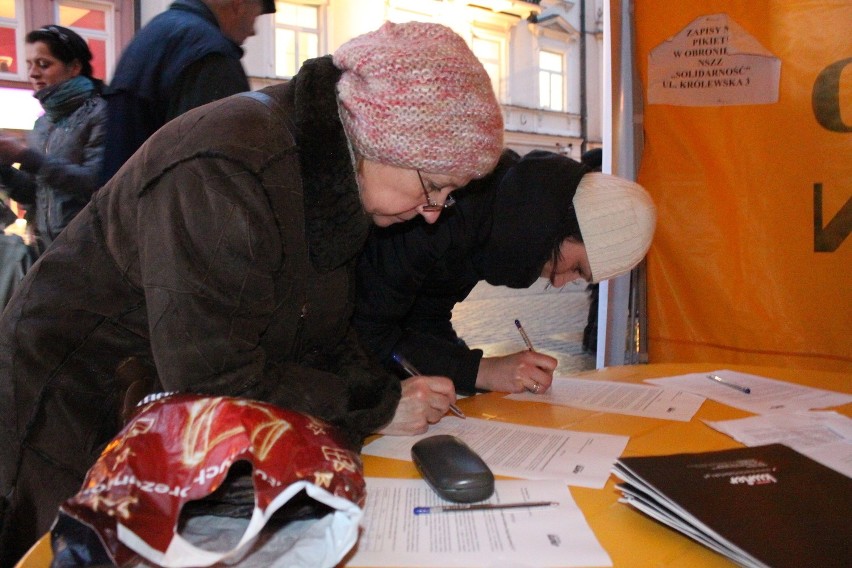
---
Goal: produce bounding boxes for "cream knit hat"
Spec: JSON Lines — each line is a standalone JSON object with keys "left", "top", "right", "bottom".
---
{"left": 574, "top": 173, "right": 657, "bottom": 283}
{"left": 333, "top": 21, "right": 504, "bottom": 178}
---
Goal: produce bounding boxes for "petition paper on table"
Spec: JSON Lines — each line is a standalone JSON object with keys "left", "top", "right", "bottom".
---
{"left": 646, "top": 370, "right": 852, "bottom": 414}
{"left": 349, "top": 478, "right": 612, "bottom": 568}
{"left": 361, "top": 417, "right": 628, "bottom": 489}
{"left": 704, "top": 411, "right": 852, "bottom": 478}
{"left": 506, "top": 377, "right": 705, "bottom": 421}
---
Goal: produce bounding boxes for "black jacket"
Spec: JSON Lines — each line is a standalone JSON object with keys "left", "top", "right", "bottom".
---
{"left": 354, "top": 150, "right": 589, "bottom": 393}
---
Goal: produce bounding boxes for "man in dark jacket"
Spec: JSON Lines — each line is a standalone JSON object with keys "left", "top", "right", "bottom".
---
{"left": 99, "top": 0, "right": 275, "bottom": 184}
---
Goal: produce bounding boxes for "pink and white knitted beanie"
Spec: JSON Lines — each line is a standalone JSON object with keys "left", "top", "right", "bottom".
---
{"left": 333, "top": 21, "right": 504, "bottom": 178}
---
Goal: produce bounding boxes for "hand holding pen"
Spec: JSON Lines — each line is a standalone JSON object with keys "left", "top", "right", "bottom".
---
{"left": 393, "top": 353, "right": 466, "bottom": 419}
{"left": 508, "top": 319, "right": 556, "bottom": 395}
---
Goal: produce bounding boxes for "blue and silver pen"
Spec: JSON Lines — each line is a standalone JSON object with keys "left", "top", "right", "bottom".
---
{"left": 414, "top": 501, "right": 558, "bottom": 515}
{"left": 514, "top": 319, "right": 535, "bottom": 351}
{"left": 706, "top": 374, "right": 751, "bottom": 394}
{"left": 392, "top": 353, "right": 466, "bottom": 419}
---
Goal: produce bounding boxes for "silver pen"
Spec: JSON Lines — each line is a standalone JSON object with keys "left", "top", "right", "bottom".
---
{"left": 414, "top": 501, "right": 559, "bottom": 515}
{"left": 392, "top": 353, "right": 466, "bottom": 419}
{"left": 706, "top": 374, "right": 751, "bottom": 394}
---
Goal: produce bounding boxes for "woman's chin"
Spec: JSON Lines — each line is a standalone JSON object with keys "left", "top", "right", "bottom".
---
{"left": 371, "top": 213, "right": 413, "bottom": 227}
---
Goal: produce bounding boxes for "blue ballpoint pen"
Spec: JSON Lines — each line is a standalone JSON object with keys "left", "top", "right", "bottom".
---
{"left": 514, "top": 319, "right": 535, "bottom": 351}
{"left": 414, "top": 501, "right": 558, "bottom": 515}
{"left": 706, "top": 374, "right": 751, "bottom": 394}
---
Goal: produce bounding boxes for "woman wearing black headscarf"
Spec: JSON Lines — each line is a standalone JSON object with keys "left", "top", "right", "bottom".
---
{"left": 0, "top": 25, "right": 106, "bottom": 256}
{"left": 354, "top": 149, "right": 657, "bottom": 396}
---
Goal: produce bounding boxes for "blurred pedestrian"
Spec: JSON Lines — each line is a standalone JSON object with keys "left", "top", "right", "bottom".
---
{"left": 0, "top": 25, "right": 106, "bottom": 256}
{"left": 99, "top": 0, "right": 276, "bottom": 184}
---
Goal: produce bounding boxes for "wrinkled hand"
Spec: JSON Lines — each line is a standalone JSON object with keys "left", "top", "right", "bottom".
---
{"left": 476, "top": 350, "right": 557, "bottom": 393}
{"left": 0, "top": 134, "right": 27, "bottom": 165}
{"left": 377, "top": 375, "right": 457, "bottom": 436}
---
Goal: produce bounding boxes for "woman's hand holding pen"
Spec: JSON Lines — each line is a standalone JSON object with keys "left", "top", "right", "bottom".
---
{"left": 377, "top": 375, "right": 458, "bottom": 436}
{"left": 476, "top": 351, "right": 557, "bottom": 394}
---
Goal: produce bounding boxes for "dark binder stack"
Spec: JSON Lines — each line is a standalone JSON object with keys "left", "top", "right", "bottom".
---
{"left": 613, "top": 444, "right": 851, "bottom": 568}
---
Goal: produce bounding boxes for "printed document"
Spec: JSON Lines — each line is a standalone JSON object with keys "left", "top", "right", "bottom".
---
{"left": 646, "top": 369, "right": 852, "bottom": 414}
{"left": 361, "top": 417, "right": 628, "bottom": 489}
{"left": 704, "top": 411, "right": 852, "bottom": 478}
{"left": 506, "top": 377, "right": 705, "bottom": 421}
{"left": 348, "top": 478, "right": 612, "bottom": 567}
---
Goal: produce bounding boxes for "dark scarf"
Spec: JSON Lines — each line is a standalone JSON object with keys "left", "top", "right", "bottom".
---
{"left": 479, "top": 150, "right": 589, "bottom": 288}
{"left": 285, "top": 55, "right": 370, "bottom": 273}
{"left": 34, "top": 75, "right": 96, "bottom": 122}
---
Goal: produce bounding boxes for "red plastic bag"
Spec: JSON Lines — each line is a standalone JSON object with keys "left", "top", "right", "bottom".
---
{"left": 52, "top": 394, "right": 365, "bottom": 567}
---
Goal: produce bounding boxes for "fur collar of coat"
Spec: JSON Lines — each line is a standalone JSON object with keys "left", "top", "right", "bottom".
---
{"left": 287, "top": 55, "right": 371, "bottom": 273}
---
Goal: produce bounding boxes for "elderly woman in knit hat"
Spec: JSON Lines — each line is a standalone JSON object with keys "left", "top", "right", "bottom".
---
{"left": 354, "top": 149, "right": 656, "bottom": 402}
{"left": 0, "top": 21, "right": 503, "bottom": 563}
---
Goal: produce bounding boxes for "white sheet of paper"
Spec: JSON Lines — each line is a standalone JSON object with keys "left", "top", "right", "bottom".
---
{"left": 645, "top": 369, "right": 852, "bottom": 414}
{"left": 362, "top": 417, "right": 628, "bottom": 489}
{"left": 704, "top": 411, "right": 852, "bottom": 478}
{"left": 505, "top": 377, "right": 705, "bottom": 421}
{"left": 348, "top": 478, "right": 612, "bottom": 568}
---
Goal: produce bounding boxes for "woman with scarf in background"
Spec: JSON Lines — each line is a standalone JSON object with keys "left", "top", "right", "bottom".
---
{"left": 0, "top": 25, "right": 106, "bottom": 257}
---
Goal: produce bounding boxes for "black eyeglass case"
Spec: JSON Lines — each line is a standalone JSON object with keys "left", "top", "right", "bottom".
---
{"left": 411, "top": 435, "right": 495, "bottom": 503}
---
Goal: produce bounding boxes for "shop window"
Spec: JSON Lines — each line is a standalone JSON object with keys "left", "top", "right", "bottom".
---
{"left": 0, "top": 0, "right": 22, "bottom": 75}
{"left": 57, "top": 1, "right": 112, "bottom": 80}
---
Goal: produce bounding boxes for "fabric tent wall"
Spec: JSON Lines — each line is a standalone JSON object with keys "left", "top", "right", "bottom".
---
{"left": 633, "top": 0, "right": 851, "bottom": 373}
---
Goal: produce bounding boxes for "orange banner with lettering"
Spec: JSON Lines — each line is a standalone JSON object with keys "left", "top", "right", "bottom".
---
{"left": 633, "top": 1, "right": 851, "bottom": 372}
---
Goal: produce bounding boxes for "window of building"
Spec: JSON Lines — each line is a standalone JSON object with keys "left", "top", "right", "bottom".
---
{"left": 0, "top": 0, "right": 23, "bottom": 76}
{"left": 539, "top": 49, "right": 564, "bottom": 111}
{"left": 274, "top": 1, "right": 320, "bottom": 78}
{"left": 56, "top": 1, "right": 113, "bottom": 80}
{"left": 471, "top": 34, "right": 503, "bottom": 100}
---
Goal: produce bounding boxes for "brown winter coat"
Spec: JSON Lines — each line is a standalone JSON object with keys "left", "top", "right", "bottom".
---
{"left": 0, "top": 57, "right": 400, "bottom": 565}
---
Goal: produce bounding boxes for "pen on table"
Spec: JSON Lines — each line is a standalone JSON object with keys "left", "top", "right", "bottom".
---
{"left": 514, "top": 319, "right": 535, "bottom": 351}
{"left": 414, "top": 501, "right": 559, "bottom": 515}
{"left": 391, "top": 353, "right": 466, "bottom": 419}
{"left": 706, "top": 374, "right": 751, "bottom": 394}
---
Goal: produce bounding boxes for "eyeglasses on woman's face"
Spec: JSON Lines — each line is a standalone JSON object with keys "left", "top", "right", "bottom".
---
{"left": 418, "top": 170, "right": 456, "bottom": 212}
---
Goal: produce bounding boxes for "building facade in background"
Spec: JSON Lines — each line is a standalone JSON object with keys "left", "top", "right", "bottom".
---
{"left": 0, "top": 0, "right": 603, "bottom": 157}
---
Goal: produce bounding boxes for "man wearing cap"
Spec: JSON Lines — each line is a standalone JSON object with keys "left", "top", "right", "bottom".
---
{"left": 354, "top": 149, "right": 656, "bottom": 396}
{"left": 0, "top": 21, "right": 503, "bottom": 563}
{"left": 99, "top": 0, "right": 276, "bottom": 185}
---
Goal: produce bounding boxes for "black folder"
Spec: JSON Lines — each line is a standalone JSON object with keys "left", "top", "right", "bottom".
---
{"left": 613, "top": 443, "right": 851, "bottom": 568}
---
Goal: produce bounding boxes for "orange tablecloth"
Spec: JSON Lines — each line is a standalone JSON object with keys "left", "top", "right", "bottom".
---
{"left": 17, "top": 363, "right": 851, "bottom": 567}
{"left": 354, "top": 363, "right": 850, "bottom": 568}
